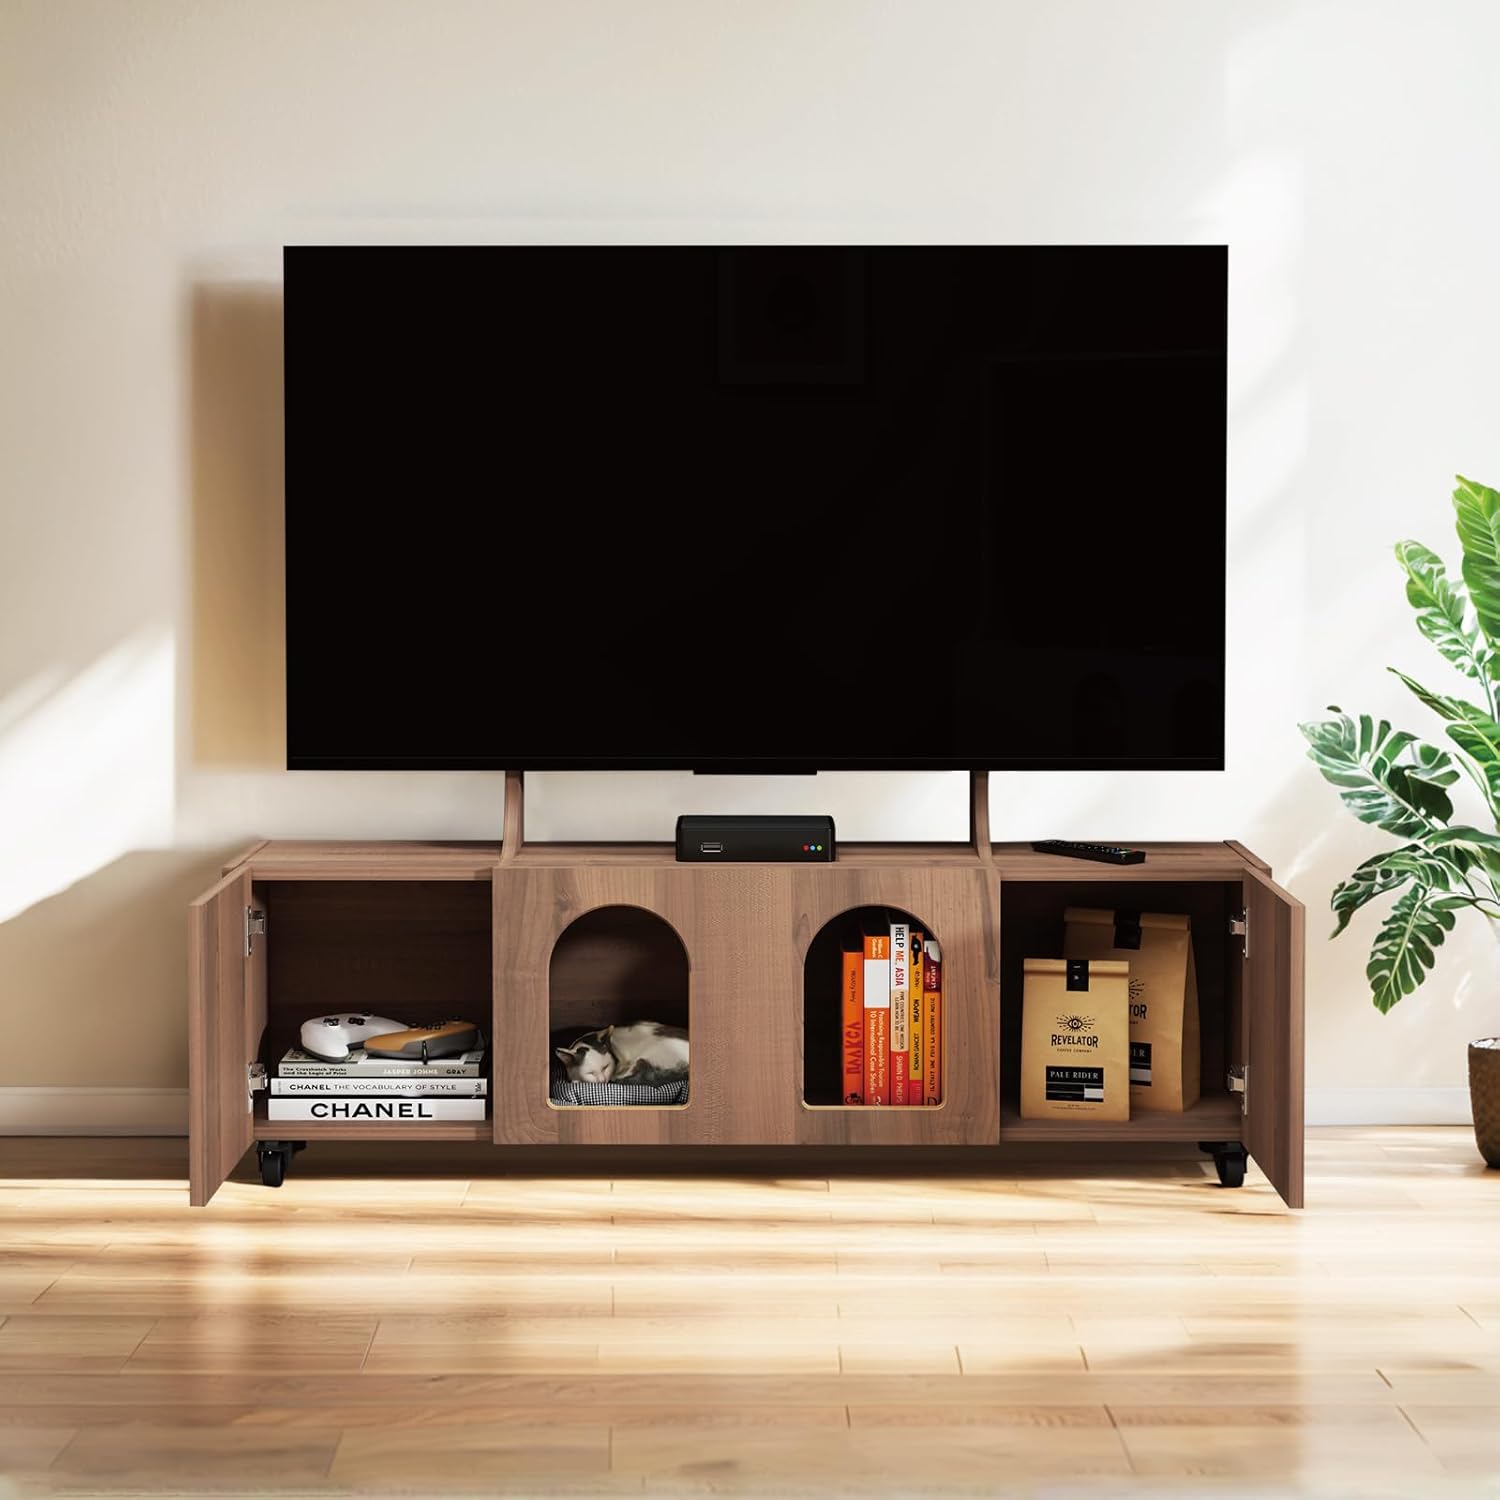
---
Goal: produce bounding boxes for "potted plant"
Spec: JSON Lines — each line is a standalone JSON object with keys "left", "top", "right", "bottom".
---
{"left": 1300, "top": 475, "right": 1500, "bottom": 1167}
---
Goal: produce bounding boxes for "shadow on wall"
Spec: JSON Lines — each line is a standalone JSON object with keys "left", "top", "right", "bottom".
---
{"left": 0, "top": 847, "right": 240, "bottom": 1090}
{"left": 190, "top": 281, "right": 285, "bottom": 770}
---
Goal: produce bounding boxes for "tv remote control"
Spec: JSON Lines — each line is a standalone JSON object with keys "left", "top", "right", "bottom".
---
{"left": 1031, "top": 839, "right": 1146, "bottom": 865}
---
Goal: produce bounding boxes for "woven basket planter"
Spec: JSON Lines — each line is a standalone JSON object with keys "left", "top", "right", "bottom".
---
{"left": 1470, "top": 1039, "right": 1500, "bottom": 1168}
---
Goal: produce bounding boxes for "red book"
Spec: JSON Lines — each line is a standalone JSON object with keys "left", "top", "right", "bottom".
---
{"left": 841, "top": 942, "right": 865, "bottom": 1105}
{"left": 908, "top": 931, "right": 925, "bottom": 1106}
{"left": 922, "top": 939, "right": 943, "bottom": 1106}
{"left": 889, "top": 921, "right": 910, "bottom": 1106}
{"left": 863, "top": 932, "right": 891, "bottom": 1104}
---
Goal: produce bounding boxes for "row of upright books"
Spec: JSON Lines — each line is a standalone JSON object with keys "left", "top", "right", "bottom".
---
{"left": 267, "top": 1042, "right": 488, "bottom": 1122}
{"left": 841, "top": 919, "right": 943, "bottom": 1106}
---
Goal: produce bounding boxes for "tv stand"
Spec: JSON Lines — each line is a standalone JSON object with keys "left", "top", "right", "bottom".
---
{"left": 188, "top": 773, "right": 1304, "bottom": 1206}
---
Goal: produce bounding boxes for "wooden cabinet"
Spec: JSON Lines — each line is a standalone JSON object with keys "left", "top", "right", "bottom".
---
{"left": 187, "top": 867, "right": 264, "bottom": 1207}
{"left": 188, "top": 835, "right": 1304, "bottom": 1208}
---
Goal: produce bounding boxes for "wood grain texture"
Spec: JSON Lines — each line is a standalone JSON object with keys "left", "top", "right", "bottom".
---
{"left": 1244, "top": 868, "right": 1306, "bottom": 1208}
{"left": 188, "top": 839, "right": 1299, "bottom": 1206}
{"left": 220, "top": 838, "right": 268, "bottom": 875}
{"left": 188, "top": 868, "right": 262, "bottom": 1207}
{"left": 499, "top": 770, "right": 524, "bottom": 864}
{"left": 789, "top": 865, "right": 1000, "bottom": 1145}
{"left": 0, "top": 1129, "right": 1495, "bottom": 1495}
{"left": 512, "top": 842, "right": 989, "bottom": 867}
{"left": 492, "top": 863, "right": 1000, "bottom": 1147}
{"left": 240, "top": 841, "right": 501, "bottom": 879}
{"left": 1225, "top": 839, "right": 1272, "bottom": 872}
{"left": 970, "top": 768, "right": 992, "bottom": 861}
{"left": 992, "top": 841, "right": 1259, "bottom": 880}
{"left": 999, "top": 1096, "right": 1242, "bottom": 1142}
{"left": 493, "top": 865, "right": 721, "bottom": 1146}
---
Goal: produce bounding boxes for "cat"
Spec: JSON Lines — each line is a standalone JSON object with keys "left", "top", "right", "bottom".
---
{"left": 554, "top": 1021, "right": 689, "bottom": 1087}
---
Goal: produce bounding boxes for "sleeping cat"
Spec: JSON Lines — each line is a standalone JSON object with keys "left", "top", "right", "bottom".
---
{"left": 554, "top": 1021, "right": 689, "bottom": 1087}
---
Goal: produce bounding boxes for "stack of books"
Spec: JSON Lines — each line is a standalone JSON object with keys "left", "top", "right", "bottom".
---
{"left": 841, "top": 918, "right": 943, "bottom": 1106}
{"left": 266, "top": 1043, "right": 488, "bottom": 1122}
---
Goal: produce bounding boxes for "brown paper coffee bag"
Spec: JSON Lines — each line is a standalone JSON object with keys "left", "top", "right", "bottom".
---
{"left": 1020, "top": 958, "right": 1130, "bottom": 1122}
{"left": 1062, "top": 908, "right": 1200, "bottom": 1112}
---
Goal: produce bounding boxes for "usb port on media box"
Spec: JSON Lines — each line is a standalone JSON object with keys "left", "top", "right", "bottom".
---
{"left": 699, "top": 841, "right": 724, "bottom": 854}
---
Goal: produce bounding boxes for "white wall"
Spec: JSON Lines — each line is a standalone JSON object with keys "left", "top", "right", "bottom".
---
{"left": 2, "top": 0, "right": 1498, "bottom": 1117}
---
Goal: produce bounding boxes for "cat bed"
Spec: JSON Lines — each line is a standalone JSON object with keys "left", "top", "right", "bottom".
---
{"left": 548, "top": 1057, "right": 689, "bottom": 1107}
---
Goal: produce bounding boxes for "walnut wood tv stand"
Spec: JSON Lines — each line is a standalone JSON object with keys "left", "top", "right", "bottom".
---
{"left": 188, "top": 772, "right": 1305, "bottom": 1207}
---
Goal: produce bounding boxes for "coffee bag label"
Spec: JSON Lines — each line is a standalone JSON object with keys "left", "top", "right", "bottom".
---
{"left": 1020, "top": 958, "right": 1130, "bottom": 1122}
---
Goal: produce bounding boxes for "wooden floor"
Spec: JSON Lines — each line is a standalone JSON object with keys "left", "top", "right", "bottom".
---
{"left": 0, "top": 1131, "right": 1497, "bottom": 1496}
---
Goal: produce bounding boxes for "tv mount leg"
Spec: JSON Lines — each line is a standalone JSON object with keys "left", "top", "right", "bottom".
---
{"left": 500, "top": 770, "right": 524, "bottom": 862}
{"left": 969, "top": 770, "right": 992, "bottom": 861}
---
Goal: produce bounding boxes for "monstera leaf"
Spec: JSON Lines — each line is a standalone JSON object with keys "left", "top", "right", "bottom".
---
{"left": 1453, "top": 475, "right": 1500, "bottom": 651}
{"left": 1429, "top": 824, "right": 1500, "bottom": 855}
{"left": 1395, "top": 540, "right": 1492, "bottom": 681}
{"left": 1366, "top": 887, "right": 1462, "bottom": 1013}
{"left": 1299, "top": 709, "right": 1457, "bottom": 835}
{"left": 1307, "top": 475, "right": 1500, "bottom": 1015}
{"left": 1389, "top": 669, "right": 1500, "bottom": 821}
{"left": 1328, "top": 844, "right": 1473, "bottom": 938}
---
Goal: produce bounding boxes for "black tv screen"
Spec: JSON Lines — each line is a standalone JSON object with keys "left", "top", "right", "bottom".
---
{"left": 285, "top": 245, "right": 1225, "bottom": 771}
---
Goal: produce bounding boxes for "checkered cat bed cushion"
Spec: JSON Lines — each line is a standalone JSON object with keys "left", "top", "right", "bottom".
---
{"left": 548, "top": 1057, "right": 690, "bottom": 1107}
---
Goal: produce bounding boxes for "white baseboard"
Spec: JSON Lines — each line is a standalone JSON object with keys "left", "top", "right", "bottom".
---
{"left": 1306, "top": 1086, "right": 1472, "bottom": 1126}
{"left": 0, "top": 1086, "right": 188, "bottom": 1135}
{"left": 0, "top": 1085, "right": 1473, "bottom": 1135}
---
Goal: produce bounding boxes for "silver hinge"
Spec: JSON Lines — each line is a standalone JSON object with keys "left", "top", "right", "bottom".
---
{"left": 1229, "top": 907, "right": 1249, "bottom": 960}
{"left": 245, "top": 906, "right": 266, "bottom": 957}
{"left": 1227, "top": 1063, "right": 1248, "bottom": 1114}
{"left": 247, "top": 1061, "right": 267, "bottom": 1112}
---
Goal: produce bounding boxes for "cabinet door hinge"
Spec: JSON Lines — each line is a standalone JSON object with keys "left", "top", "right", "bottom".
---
{"left": 1227, "top": 1063, "right": 1248, "bottom": 1114}
{"left": 1229, "top": 907, "right": 1249, "bottom": 960}
{"left": 245, "top": 906, "right": 266, "bottom": 957}
{"left": 247, "top": 1061, "right": 267, "bottom": 1112}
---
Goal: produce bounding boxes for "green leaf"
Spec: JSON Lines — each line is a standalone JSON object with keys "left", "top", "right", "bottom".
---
{"left": 1299, "top": 709, "right": 1456, "bottom": 835}
{"left": 1428, "top": 824, "right": 1500, "bottom": 851}
{"left": 1395, "top": 540, "right": 1492, "bottom": 680}
{"left": 1452, "top": 475, "right": 1500, "bottom": 652}
{"left": 1329, "top": 844, "right": 1475, "bottom": 938}
{"left": 1367, "top": 886, "right": 1458, "bottom": 1013}
{"left": 1390, "top": 669, "right": 1500, "bottom": 820}
{"left": 1329, "top": 860, "right": 1407, "bottom": 938}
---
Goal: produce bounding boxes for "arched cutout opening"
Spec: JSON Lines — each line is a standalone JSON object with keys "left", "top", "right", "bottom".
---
{"left": 803, "top": 906, "right": 942, "bottom": 1107}
{"left": 548, "top": 905, "right": 690, "bottom": 1106}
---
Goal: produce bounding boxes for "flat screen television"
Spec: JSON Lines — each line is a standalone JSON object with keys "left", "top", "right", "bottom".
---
{"left": 285, "top": 245, "right": 1225, "bottom": 771}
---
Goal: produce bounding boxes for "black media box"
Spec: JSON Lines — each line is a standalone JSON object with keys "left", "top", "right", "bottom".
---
{"left": 675, "top": 815, "right": 836, "bottom": 863}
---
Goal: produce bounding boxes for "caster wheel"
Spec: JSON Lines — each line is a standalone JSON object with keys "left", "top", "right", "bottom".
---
{"left": 1201, "top": 1141, "right": 1248, "bottom": 1188}
{"left": 1214, "top": 1151, "right": 1246, "bottom": 1188}
{"left": 256, "top": 1142, "right": 295, "bottom": 1188}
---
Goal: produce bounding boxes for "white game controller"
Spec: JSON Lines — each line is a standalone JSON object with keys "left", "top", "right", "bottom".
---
{"left": 299, "top": 1013, "right": 407, "bottom": 1062}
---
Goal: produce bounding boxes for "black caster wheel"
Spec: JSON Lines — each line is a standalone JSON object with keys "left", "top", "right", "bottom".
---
{"left": 1200, "top": 1140, "right": 1247, "bottom": 1188}
{"left": 256, "top": 1141, "right": 296, "bottom": 1188}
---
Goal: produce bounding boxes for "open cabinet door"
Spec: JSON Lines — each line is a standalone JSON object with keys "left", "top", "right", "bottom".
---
{"left": 1242, "top": 867, "right": 1306, "bottom": 1208}
{"left": 188, "top": 869, "right": 266, "bottom": 1205}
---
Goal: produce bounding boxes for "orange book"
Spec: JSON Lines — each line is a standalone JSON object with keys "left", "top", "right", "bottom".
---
{"left": 889, "top": 922, "right": 910, "bottom": 1106}
{"left": 841, "top": 942, "right": 865, "bottom": 1105}
{"left": 863, "top": 931, "right": 891, "bottom": 1104}
{"left": 908, "top": 931, "right": 925, "bottom": 1106}
{"left": 922, "top": 939, "right": 942, "bottom": 1105}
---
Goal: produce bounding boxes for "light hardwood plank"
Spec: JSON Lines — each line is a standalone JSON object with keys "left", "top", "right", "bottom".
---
{"left": 46, "top": 1424, "right": 341, "bottom": 1489}
{"left": 0, "top": 1128, "right": 1492, "bottom": 1497}
{"left": 327, "top": 1423, "right": 611, "bottom": 1485}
